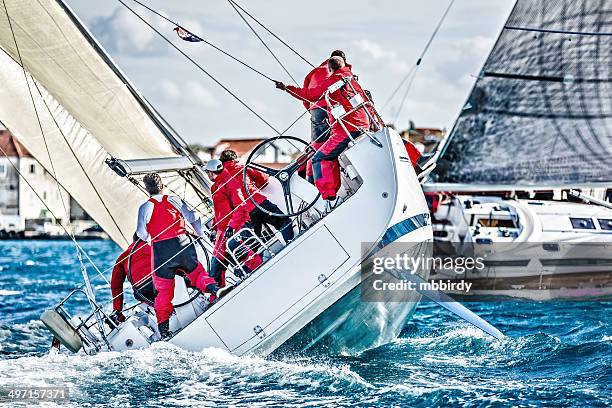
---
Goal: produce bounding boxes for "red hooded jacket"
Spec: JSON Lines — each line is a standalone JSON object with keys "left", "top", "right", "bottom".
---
{"left": 301, "top": 60, "right": 330, "bottom": 110}
{"left": 286, "top": 65, "right": 369, "bottom": 133}
{"left": 223, "top": 160, "right": 268, "bottom": 212}
{"left": 211, "top": 167, "right": 250, "bottom": 233}
{"left": 111, "top": 241, "right": 152, "bottom": 311}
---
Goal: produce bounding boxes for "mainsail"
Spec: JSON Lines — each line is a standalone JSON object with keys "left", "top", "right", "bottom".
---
{"left": 0, "top": 0, "right": 207, "bottom": 247}
{"left": 429, "top": 0, "right": 612, "bottom": 190}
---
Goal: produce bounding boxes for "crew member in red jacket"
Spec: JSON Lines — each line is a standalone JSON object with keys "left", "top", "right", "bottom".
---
{"left": 300, "top": 50, "right": 347, "bottom": 182}
{"left": 219, "top": 149, "right": 294, "bottom": 244}
{"left": 136, "top": 173, "right": 229, "bottom": 339}
{"left": 205, "top": 159, "right": 261, "bottom": 287}
{"left": 110, "top": 234, "right": 155, "bottom": 324}
{"left": 276, "top": 56, "right": 370, "bottom": 200}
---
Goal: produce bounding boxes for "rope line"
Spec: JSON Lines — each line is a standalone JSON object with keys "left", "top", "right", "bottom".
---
{"left": 127, "top": 0, "right": 275, "bottom": 82}
{"left": 117, "top": 0, "right": 282, "bottom": 136}
{"left": 228, "top": 0, "right": 315, "bottom": 68}
{"left": 382, "top": 0, "right": 455, "bottom": 115}
{"left": 226, "top": 0, "right": 298, "bottom": 85}
{"left": 0, "top": 122, "right": 110, "bottom": 286}
{"left": 1, "top": 0, "right": 112, "bottom": 286}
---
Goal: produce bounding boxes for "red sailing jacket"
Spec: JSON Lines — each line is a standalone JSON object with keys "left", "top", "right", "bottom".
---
{"left": 211, "top": 168, "right": 250, "bottom": 233}
{"left": 146, "top": 195, "right": 186, "bottom": 241}
{"left": 286, "top": 65, "right": 369, "bottom": 133}
{"left": 111, "top": 241, "right": 152, "bottom": 311}
{"left": 223, "top": 160, "right": 268, "bottom": 212}
{"left": 300, "top": 60, "right": 330, "bottom": 110}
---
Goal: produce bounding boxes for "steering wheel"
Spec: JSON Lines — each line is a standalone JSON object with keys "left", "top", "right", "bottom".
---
{"left": 128, "top": 235, "right": 211, "bottom": 308}
{"left": 243, "top": 135, "right": 320, "bottom": 217}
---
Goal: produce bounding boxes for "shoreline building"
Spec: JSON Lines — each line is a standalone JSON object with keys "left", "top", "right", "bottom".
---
{"left": 194, "top": 137, "right": 300, "bottom": 169}
{"left": 0, "top": 129, "right": 97, "bottom": 238}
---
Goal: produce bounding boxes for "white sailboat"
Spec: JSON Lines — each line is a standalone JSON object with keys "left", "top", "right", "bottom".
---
{"left": 0, "top": 0, "right": 504, "bottom": 355}
{"left": 424, "top": 0, "right": 612, "bottom": 299}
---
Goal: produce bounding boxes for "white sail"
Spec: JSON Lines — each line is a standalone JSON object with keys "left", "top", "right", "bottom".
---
{"left": 0, "top": 0, "right": 205, "bottom": 247}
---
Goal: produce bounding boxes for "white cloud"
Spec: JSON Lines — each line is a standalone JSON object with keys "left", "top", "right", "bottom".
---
{"left": 352, "top": 39, "right": 409, "bottom": 74}
{"left": 185, "top": 81, "right": 217, "bottom": 107}
{"left": 67, "top": 0, "right": 515, "bottom": 144}
{"left": 152, "top": 79, "right": 217, "bottom": 108}
{"left": 90, "top": 7, "right": 205, "bottom": 56}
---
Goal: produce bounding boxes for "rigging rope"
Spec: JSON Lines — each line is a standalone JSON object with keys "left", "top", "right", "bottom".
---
{"left": 228, "top": 0, "right": 315, "bottom": 68}
{"left": 0, "top": 120, "right": 110, "bottom": 286}
{"left": 1, "top": 0, "right": 112, "bottom": 286}
{"left": 226, "top": 0, "right": 298, "bottom": 85}
{"left": 127, "top": 0, "right": 276, "bottom": 83}
{"left": 117, "top": 0, "right": 283, "bottom": 136}
{"left": 2, "top": 1, "right": 130, "bottom": 247}
{"left": 381, "top": 0, "right": 456, "bottom": 117}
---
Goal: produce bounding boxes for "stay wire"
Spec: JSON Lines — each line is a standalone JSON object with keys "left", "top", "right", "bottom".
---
{"left": 2, "top": 0, "right": 73, "bottom": 236}
{"left": 117, "top": 0, "right": 282, "bottom": 136}
{"left": 31, "top": 81, "right": 130, "bottom": 247}
{"left": 126, "top": 0, "right": 275, "bottom": 82}
{"left": 226, "top": 0, "right": 299, "bottom": 85}
{"left": 381, "top": 0, "right": 456, "bottom": 112}
{"left": 1, "top": 0, "right": 109, "bottom": 285}
{"left": 228, "top": 0, "right": 315, "bottom": 68}
{"left": 392, "top": 68, "right": 418, "bottom": 125}
{"left": 0, "top": 122, "right": 110, "bottom": 286}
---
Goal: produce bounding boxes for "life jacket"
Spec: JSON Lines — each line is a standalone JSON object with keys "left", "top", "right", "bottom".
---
{"left": 146, "top": 195, "right": 186, "bottom": 242}
{"left": 323, "top": 66, "right": 370, "bottom": 132}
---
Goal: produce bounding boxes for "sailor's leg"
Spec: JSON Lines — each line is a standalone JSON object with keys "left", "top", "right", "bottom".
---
{"left": 208, "top": 256, "right": 227, "bottom": 287}
{"left": 312, "top": 132, "right": 351, "bottom": 200}
{"left": 308, "top": 108, "right": 330, "bottom": 184}
{"left": 307, "top": 138, "right": 327, "bottom": 185}
{"left": 152, "top": 274, "right": 175, "bottom": 325}
{"left": 185, "top": 262, "right": 218, "bottom": 294}
{"left": 151, "top": 239, "right": 179, "bottom": 327}
{"left": 310, "top": 108, "right": 330, "bottom": 143}
{"left": 258, "top": 199, "right": 295, "bottom": 243}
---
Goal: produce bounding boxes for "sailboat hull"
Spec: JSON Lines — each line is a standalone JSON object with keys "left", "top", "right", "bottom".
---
{"left": 164, "top": 128, "right": 432, "bottom": 356}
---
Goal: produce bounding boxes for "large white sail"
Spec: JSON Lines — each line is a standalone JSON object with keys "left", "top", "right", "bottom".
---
{"left": 0, "top": 0, "right": 205, "bottom": 247}
{"left": 428, "top": 0, "right": 612, "bottom": 191}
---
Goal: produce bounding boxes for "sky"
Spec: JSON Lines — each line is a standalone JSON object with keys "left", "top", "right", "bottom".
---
{"left": 63, "top": 0, "right": 516, "bottom": 146}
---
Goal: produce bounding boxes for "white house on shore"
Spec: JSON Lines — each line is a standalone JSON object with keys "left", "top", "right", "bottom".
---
{"left": 0, "top": 129, "right": 72, "bottom": 236}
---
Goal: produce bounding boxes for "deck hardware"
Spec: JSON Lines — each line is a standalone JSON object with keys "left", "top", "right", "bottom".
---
{"left": 318, "top": 274, "right": 331, "bottom": 287}
{"left": 253, "top": 325, "right": 266, "bottom": 339}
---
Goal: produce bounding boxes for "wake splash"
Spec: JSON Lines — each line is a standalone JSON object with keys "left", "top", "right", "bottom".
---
{"left": 0, "top": 344, "right": 374, "bottom": 407}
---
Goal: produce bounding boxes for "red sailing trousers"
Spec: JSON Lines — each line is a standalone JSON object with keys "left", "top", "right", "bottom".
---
{"left": 311, "top": 128, "right": 360, "bottom": 199}
{"left": 151, "top": 235, "right": 216, "bottom": 324}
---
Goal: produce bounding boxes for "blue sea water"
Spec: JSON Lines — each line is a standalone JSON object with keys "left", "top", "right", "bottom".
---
{"left": 0, "top": 240, "right": 610, "bottom": 407}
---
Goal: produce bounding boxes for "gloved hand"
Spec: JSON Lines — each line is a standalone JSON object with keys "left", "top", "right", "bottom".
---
{"left": 274, "top": 81, "right": 286, "bottom": 90}
{"left": 208, "top": 229, "right": 217, "bottom": 243}
{"left": 224, "top": 226, "right": 235, "bottom": 239}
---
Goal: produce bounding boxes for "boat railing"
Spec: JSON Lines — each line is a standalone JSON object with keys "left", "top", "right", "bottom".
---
{"left": 226, "top": 226, "right": 276, "bottom": 276}
{"left": 53, "top": 288, "right": 113, "bottom": 353}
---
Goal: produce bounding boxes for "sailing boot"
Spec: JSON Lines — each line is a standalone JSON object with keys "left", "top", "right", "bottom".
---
{"left": 158, "top": 320, "right": 173, "bottom": 341}
{"left": 206, "top": 283, "right": 234, "bottom": 302}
